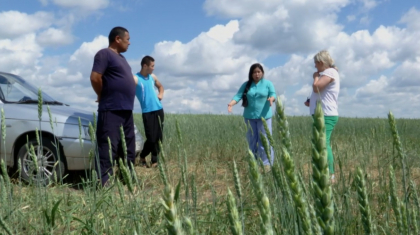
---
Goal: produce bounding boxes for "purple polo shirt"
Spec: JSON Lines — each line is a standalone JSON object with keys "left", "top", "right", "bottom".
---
{"left": 92, "top": 48, "right": 135, "bottom": 111}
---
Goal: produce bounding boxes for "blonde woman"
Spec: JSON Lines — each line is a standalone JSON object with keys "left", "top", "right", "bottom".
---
{"left": 305, "top": 50, "right": 340, "bottom": 182}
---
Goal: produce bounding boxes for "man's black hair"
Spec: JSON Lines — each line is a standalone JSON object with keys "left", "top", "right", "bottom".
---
{"left": 108, "top": 26, "right": 128, "bottom": 44}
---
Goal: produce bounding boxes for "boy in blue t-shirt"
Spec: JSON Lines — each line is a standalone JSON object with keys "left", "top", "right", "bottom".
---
{"left": 134, "top": 56, "right": 164, "bottom": 168}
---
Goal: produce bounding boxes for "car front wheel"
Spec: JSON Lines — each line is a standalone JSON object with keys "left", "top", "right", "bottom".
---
{"left": 17, "top": 137, "right": 66, "bottom": 185}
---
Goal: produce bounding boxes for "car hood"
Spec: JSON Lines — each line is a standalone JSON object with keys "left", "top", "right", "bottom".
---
{"left": 3, "top": 104, "right": 95, "bottom": 126}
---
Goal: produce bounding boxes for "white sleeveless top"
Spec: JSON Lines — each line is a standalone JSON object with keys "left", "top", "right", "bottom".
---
{"left": 309, "top": 68, "right": 340, "bottom": 116}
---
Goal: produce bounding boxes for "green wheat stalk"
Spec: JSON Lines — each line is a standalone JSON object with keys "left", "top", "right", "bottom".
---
{"left": 119, "top": 125, "right": 127, "bottom": 161}
{"left": 275, "top": 98, "right": 292, "bottom": 152}
{"left": 1, "top": 109, "right": 6, "bottom": 165}
{"left": 246, "top": 150, "right": 273, "bottom": 235}
{"left": 232, "top": 159, "right": 244, "bottom": 232}
{"left": 158, "top": 141, "right": 169, "bottom": 186}
{"left": 35, "top": 128, "right": 40, "bottom": 146}
{"left": 410, "top": 181, "right": 420, "bottom": 221}
{"left": 0, "top": 213, "right": 13, "bottom": 235}
{"left": 116, "top": 176, "right": 125, "bottom": 205}
{"left": 0, "top": 175, "right": 6, "bottom": 207}
{"left": 29, "top": 144, "right": 39, "bottom": 176}
{"left": 261, "top": 117, "right": 274, "bottom": 164}
{"left": 308, "top": 202, "right": 322, "bottom": 235}
{"left": 161, "top": 185, "right": 184, "bottom": 235}
{"left": 191, "top": 173, "right": 197, "bottom": 226}
{"left": 48, "top": 105, "right": 63, "bottom": 184}
{"left": 226, "top": 188, "right": 243, "bottom": 235}
{"left": 389, "top": 165, "right": 404, "bottom": 234}
{"left": 311, "top": 101, "right": 334, "bottom": 234}
{"left": 184, "top": 217, "right": 194, "bottom": 235}
{"left": 37, "top": 88, "right": 42, "bottom": 121}
{"left": 410, "top": 205, "right": 419, "bottom": 235}
{"left": 355, "top": 167, "right": 374, "bottom": 234}
{"left": 388, "top": 111, "right": 409, "bottom": 223}
{"left": 259, "top": 132, "right": 272, "bottom": 166}
{"left": 118, "top": 158, "right": 134, "bottom": 194}
{"left": 0, "top": 161, "right": 9, "bottom": 194}
{"left": 400, "top": 203, "right": 408, "bottom": 234}
{"left": 280, "top": 147, "right": 313, "bottom": 235}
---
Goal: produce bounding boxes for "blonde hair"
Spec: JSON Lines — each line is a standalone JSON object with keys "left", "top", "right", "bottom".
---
{"left": 313, "top": 50, "right": 338, "bottom": 71}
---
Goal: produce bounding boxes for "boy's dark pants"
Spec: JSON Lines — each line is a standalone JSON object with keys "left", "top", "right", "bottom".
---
{"left": 140, "top": 109, "right": 164, "bottom": 163}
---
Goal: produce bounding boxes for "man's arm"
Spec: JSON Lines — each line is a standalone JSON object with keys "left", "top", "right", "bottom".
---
{"left": 90, "top": 71, "right": 103, "bottom": 102}
{"left": 152, "top": 74, "right": 164, "bottom": 100}
{"left": 91, "top": 50, "right": 107, "bottom": 102}
{"left": 133, "top": 75, "right": 138, "bottom": 85}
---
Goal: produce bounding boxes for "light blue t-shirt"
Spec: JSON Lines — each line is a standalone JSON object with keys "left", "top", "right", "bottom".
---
{"left": 232, "top": 78, "right": 276, "bottom": 120}
{"left": 135, "top": 73, "right": 163, "bottom": 113}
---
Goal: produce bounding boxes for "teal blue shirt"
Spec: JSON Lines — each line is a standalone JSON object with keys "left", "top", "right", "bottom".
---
{"left": 232, "top": 79, "right": 276, "bottom": 120}
{"left": 135, "top": 73, "right": 163, "bottom": 113}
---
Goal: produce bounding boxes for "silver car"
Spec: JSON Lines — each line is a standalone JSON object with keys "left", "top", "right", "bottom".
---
{"left": 0, "top": 72, "right": 143, "bottom": 184}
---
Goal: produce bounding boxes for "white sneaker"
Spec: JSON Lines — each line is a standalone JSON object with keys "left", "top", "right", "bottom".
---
{"left": 331, "top": 174, "right": 336, "bottom": 184}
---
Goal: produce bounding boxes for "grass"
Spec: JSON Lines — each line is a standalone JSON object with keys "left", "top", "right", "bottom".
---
{"left": 0, "top": 105, "right": 420, "bottom": 234}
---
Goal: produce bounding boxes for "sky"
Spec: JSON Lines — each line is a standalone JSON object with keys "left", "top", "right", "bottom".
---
{"left": 1, "top": 0, "right": 420, "bottom": 118}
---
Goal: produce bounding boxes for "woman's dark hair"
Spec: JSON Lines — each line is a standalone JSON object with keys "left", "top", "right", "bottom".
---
{"left": 242, "top": 63, "right": 264, "bottom": 107}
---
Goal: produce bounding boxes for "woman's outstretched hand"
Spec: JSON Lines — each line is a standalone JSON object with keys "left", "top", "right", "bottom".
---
{"left": 267, "top": 97, "right": 275, "bottom": 106}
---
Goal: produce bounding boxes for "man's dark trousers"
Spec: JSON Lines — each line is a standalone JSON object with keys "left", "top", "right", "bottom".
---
{"left": 95, "top": 110, "right": 136, "bottom": 186}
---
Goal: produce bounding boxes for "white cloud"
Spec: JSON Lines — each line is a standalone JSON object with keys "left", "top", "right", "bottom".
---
{"left": 205, "top": 0, "right": 349, "bottom": 54}
{"left": 0, "top": 11, "right": 53, "bottom": 39}
{"left": 37, "top": 28, "right": 74, "bottom": 47}
{"left": 295, "top": 84, "right": 312, "bottom": 96}
{"left": 39, "top": 0, "right": 48, "bottom": 6}
{"left": 142, "top": 1, "right": 420, "bottom": 118}
{"left": 68, "top": 35, "right": 108, "bottom": 77}
{"left": 359, "top": 16, "right": 371, "bottom": 25}
{"left": 355, "top": 75, "right": 388, "bottom": 98}
{"left": 0, "top": 34, "right": 43, "bottom": 75}
{"left": 152, "top": 20, "right": 255, "bottom": 79}
{"left": 206, "top": 20, "right": 239, "bottom": 43}
{"left": 18, "top": 35, "right": 109, "bottom": 112}
{"left": 390, "top": 59, "right": 420, "bottom": 87}
{"left": 266, "top": 55, "right": 312, "bottom": 87}
{"left": 399, "top": 7, "right": 420, "bottom": 30}
{"left": 359, "top": 0, "right": 378, "bottom": 11}
{"left": 203, "top": 0, "right": 280, "bottom": 18}
{"left": 52, "top": 0, "right": 109, "bottom": 11}
{"left": 2, "top": 1, "right": 420, "bottom": 119}
{"left": 347, "top": 15, "right": 356, "bottom": 22}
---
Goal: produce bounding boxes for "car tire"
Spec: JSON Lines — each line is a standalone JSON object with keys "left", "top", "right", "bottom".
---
{"left": 17, "top": 137, "right": 66, "bottom": 185}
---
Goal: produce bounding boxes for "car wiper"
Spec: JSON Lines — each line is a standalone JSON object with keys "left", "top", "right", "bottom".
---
{"left": 16, "top": 99, "right": 38, "bottom": 104}
{"left": 16, "top": 100, "right": 63, "bottom": 105}
{"left": 44, "top": 101, "right": 63, "bottom": 105}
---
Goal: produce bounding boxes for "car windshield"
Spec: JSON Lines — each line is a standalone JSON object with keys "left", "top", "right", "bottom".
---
{"left": 0, "top": 73, "right": 56, "bottom": 103}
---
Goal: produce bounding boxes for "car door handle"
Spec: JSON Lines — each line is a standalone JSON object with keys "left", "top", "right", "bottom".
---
{"left": 6, "top": 125, "right": 11, "bottom": 128}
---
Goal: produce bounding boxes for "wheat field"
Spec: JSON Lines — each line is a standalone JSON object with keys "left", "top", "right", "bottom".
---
{"left": 0, "top": 99, "right": 419, "bottom": 234}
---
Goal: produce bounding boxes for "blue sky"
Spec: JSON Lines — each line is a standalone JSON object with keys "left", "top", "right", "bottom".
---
{"left": 1, "top": 0, "right": 420, "bottom": 118}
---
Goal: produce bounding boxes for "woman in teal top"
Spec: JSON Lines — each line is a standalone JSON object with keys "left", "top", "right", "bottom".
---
{"left": 228, "top": 63, "right": 276, "bottom": 168}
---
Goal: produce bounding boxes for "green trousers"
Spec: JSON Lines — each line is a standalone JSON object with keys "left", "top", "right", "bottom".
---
{"left": 324, "top": 116, "right": 338, "bottom": 174}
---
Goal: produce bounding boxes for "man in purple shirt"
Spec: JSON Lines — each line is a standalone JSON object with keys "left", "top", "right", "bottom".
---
{"left": 90, "top": 26, "right": 136, "bottom": 186}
